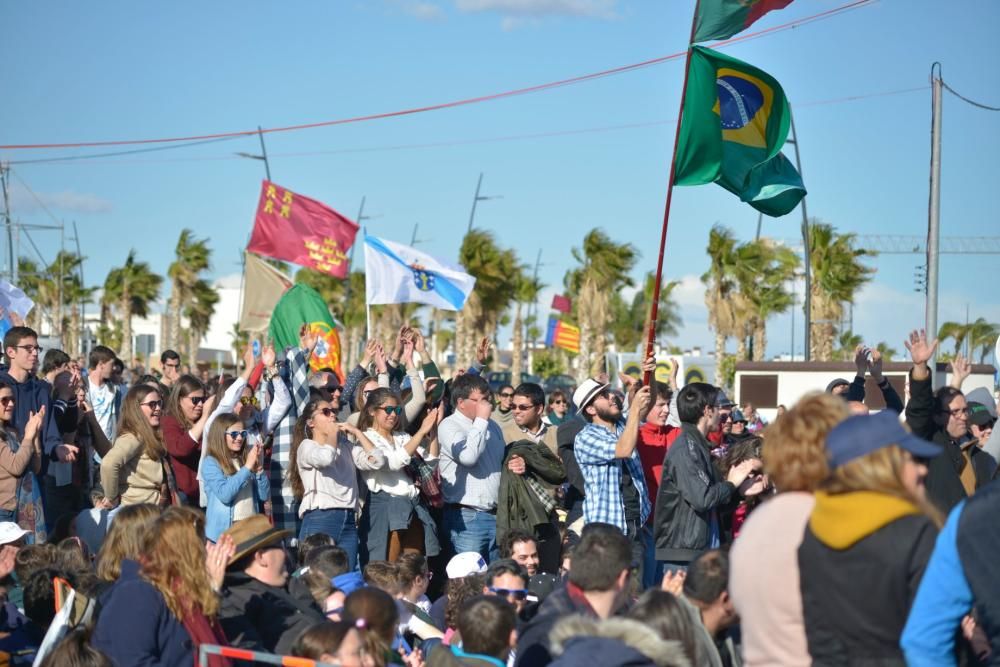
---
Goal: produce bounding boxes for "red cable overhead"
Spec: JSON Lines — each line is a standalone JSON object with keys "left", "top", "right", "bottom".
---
{"left": 0, "top": 0, "right": 874, "bottom": 151}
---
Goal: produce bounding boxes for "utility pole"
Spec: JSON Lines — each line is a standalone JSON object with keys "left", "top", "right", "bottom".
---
{"left": 466, "top": 172, "right": 502, "bottom": 233}
{"left": 0, "top": 164, "right": 14, "bottom": 283}
{"left": 72, "top": 221, "right": 86, "bottom": 356}
{"left": 787, "top": 105, "right": 812, "bottom": 361}
{"left": 926, "top": 63, "right": 943, "bottom": 383}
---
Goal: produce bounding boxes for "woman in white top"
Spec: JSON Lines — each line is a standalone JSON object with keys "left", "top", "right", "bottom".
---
{"left": 290, "top": 399, "right": 385, "bottom": 571}
{"left": 358, "top": 388, "right": 442, "bottom": 564}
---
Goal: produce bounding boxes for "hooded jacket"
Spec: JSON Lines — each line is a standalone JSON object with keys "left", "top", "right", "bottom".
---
{"left": 548, "top": 615, "right": 692, "bottom": 667}
{"left": 219, "top": 570, "right": 325, "bottom": 656}
{"left": 798, "top": 491, "right": 937, "bottom": 666}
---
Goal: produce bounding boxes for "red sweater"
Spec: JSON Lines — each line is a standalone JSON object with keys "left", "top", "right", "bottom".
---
{"left": 636, "top": 422, "right": 681, "bottom": 509}
{"left": 160, "top": 414, "right": 201, "bottom": 499}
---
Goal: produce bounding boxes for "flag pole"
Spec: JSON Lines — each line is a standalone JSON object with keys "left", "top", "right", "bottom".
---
{"left": 642, "top": 1, "right": 701, "bottom": 386}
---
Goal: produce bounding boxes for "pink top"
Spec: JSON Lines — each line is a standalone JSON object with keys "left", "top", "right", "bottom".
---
{"left": 729, "top": 492, "right": 815, "bottom": 667}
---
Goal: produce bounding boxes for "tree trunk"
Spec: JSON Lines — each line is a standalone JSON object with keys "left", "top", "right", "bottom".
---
{"left": 511, "top": 303, "right": 523, "bottom": 384}
{"left": 715, "top": 332, "right": 727, "bottom": 386}
{"left": 121, "top": 295, "right": 133, "bottom": 366}
{"left": 753, "top": 321, "right": 767, "bottom": 362}
{"left": 169, "top": 281, "right": 183, "bottom": 351}
{"left": 453, "top": 308, "right": 466, "bottom": 370}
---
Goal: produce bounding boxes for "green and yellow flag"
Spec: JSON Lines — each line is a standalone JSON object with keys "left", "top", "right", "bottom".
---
{"left": 269, "top": 283, "right": 344, "bottom": 382}
{"left": 674, "top": 46, "right": 805, "bottom": 217}
{"left": 694, "top": 0, "right": 795, "bottom": 43}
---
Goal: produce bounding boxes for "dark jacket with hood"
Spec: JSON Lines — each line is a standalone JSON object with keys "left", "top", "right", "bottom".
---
{"left": 905, "top": 372, "right": 996, "bottom": 514}
{"left": 654, "top": 423, "right": 737, "bottom": 562}
{"left": 798, "top": 491, "right": 938, "bottom": 666}
{"left": 547, "top": 615, "right": 692, "bottom": 667}
{"left": 219, "top": 570, "right": 325, "bottom": 656}
{"left": 515, "top": 581, "right": 600, "bottom": 667}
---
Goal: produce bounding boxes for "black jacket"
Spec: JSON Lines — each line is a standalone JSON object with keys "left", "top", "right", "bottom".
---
{"left": 905, "top": 372, "right": 997, "bottom": 514}
{"left": 798, "top": 491, "right": 937, "bottom": 666}
{"left": 219, "top": 571, "right": 325, "bottom": 656}
{"left": 515, "top": 582, "right": 598, "bottom": 667}
{"left": 556, "top": 417, "right": 586, "bottom": 518}
{"left": 653, "top": 423, "right": 736, "bottom": 562}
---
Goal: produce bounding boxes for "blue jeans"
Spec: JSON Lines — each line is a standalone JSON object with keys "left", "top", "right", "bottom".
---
{"left": 641, "top": 524, "right": 664, "bottom": 590}
{"left": 300, "top": 508, "right": 358, "bottom": 571}
{"left": 0, "top": 509, "right": 13, "bottom": 522}
{"left": 443, "top": 506, "right": 498, "bottom": 564}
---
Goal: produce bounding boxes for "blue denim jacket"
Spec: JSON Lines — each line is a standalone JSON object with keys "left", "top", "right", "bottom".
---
{"left": 202, "top": 456, "right": 270, "bottom": 542}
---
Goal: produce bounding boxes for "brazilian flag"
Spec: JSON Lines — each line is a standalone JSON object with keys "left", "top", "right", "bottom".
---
{"left": 674, "top": 46, "right": 805, "bottom": 217}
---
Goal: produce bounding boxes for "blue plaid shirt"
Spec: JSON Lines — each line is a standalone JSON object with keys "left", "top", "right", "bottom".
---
{"left": 574, "top": 417, "right": 651, "bottom": 533}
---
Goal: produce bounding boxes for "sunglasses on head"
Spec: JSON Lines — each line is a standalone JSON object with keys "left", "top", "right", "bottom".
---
{"left": 379, "top": 406, "right": 403, "bottom": 416}
{"left": 226, "top": 430, "right": 248, "bottom": 440}
{"left": 489, "top": 586, "right": 529, "bottom": 600}
{"left": 240, "top": 396, "right": 260, "bottom": 407}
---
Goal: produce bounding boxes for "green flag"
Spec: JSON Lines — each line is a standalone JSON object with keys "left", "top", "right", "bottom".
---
{"left": 674, "top": 46, "right": 805, "bottom": 217}
{"left": 693, "top": 0, "right": 795, "bottom": 43}
{"left": 269, "top": 283, "right": 344, "bottom": 380}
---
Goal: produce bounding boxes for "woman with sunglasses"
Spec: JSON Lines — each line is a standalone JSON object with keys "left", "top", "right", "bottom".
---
{"left": 201, "top": 413, "right": 269, "bottom": 542}
{"left": 544, "top": 390, "right": 570, "bottom": 426}
{"left": 0, "top": 381, "right": 46, "bottom": 543}
{"left": 161, "top": 375, "right": 213, "bottom": 505}
{"left": 357, "top": 388, "right": 442, "bottom": 564}
{"left": 290, "top": 400, "right": 386, "bottom": 571}
{"left": 100, "top": 385, "right": 170, "bottom": 508}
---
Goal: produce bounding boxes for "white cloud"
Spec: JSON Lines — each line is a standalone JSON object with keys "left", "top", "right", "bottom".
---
{"left": 455, "top": 0, "right": 619, "bottom": 21}
{"left": 9, "top": 183, "right": 113, "bottom": 215}
{"left": 388, "top": 0, "right": 447, "bottom": 20}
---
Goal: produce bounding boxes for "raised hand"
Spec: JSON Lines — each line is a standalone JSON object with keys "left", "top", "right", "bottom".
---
{"left": 867, "top": 348, "right": 885, "bottom": 381}
{"left": 24, "top": 406, "right": 46, "bottom": 443}
{"left": 261, "top": 342, "right": 276, "bottom": 368}
{"left": 631, "top": 385, "right": 652, "bottom": 417}
{"left": 243, "top": 342, "right": 255, "bottom": 370}
{"left": 362, "top": 339, "right": 378, "bottom": 367}
{"left": 299, "top": 325, "right": 319, "bottom": 355}
{"left": 475, "top": 396, "right": 493, "bottom": 421}
{"left": 413, "top": 329, "right": 427, "bottom": 354}
{"left": 475, "top": 337, "right": 491, "bottom": 365}
{"left": 854, "top": 345, "right": 869, "bottom": 377}
{"left": 949, "top": 352, "right": 972, "bottom": 390}
{"left": 904, "top": 329, "right": 938, "bottom": 367}
{"left": 244, "top": 442, "right": 261, "bottom": 471}
{"left": 420, "top": 408, "right": 438, "bottom": 435}
{"left": 206, "top": 534, "right": 236, "bottom": 592}
{"left": 374, "top": 342, "right": 389, "bottom": 374}
{"left": 402, "top": 338, "right": 416, "bottom": 368}
{"left": 661, "top": 569, "right": 686, "bottom": 596}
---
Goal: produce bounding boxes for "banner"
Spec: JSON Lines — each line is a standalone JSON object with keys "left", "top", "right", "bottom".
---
{"left": 247, "top": 180, "right": 359, "bottom": 278}
{"left": 239, "top": 253, "right": 293, "bottom": 333}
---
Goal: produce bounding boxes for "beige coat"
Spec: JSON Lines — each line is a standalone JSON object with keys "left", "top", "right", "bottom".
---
{"left": 100, "top": 433, "right": 163, "bottom": 506}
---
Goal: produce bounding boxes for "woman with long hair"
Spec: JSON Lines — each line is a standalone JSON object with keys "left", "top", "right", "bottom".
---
{"left": 92, "top": 506, "right": 230, "bottom": 667}
{"left": 202, "top": 413, "right": 269, "bottom": 542}
{"left": 797, "top": 410, "right": 943, "bottom": 665}
{"left": 289, "top": 399, "right": 386, "bottom": 571}
{"left": 0, "top": 380, "right": 46, "bottom": 543}
{"left": 95, "top": 503, "right": 161, "bottom": 585}
{"left": 358, "top": 388, "right": 441, "bottom": 564}
{"left": 100, "top": 384, "right": 173, "bottom": 508}
{"left": 161, "top": 374, "right": 213, "bottom": 505}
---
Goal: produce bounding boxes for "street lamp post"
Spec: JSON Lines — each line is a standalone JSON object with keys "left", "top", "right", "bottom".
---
{"left": 466, "top": 172, "right": 503, "bottom": 233}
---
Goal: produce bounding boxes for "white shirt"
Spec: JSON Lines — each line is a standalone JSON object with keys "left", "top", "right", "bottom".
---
{"left": 362, "top": 430, "right": 420, "bottom": 499}
{"left": 87, "top": 379, "right": 116, "bottom": 440}
{"left": 438, "top": 411, "right": 505, "bottom": 511}
{"left": 296, "top": 436, "right": 386, "bottom": 517}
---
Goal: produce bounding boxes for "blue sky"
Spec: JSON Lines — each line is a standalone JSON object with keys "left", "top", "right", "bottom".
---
{"left": 3, "top": 0, "right": 999, "bottom": 361}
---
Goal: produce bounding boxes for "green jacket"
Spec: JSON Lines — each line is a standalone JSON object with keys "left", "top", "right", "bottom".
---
{"left": 497, "top": 440, "right": 565, "bottom": 539}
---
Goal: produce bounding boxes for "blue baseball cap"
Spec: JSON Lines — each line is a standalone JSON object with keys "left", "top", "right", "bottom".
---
{"left": 825, "top": 410, "right": 942, "bottom": 469}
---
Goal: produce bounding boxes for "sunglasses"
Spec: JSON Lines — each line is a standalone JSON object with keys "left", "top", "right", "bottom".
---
{"left": 319, "top": 407, "right": 336, "bottom": 417}
{"left": 141, "top": 400, "right": 163, "bottom": 410}
{"left": 379, "top": 406, "right": 403, "bottom": 416}
{"left": 0, "top": 397, "right": 13, "bottom": 407}
{"left": 240, "top": 396, "right": 260, "bottom": 407}
{"left": 512, "top": 403, "right": 537, "bottom": 412}
{"left": 488, "top": 587, "right": 529, "bottom": 601}
{"left": 226, "top": 430, "right": 248, "bottom": 440}
{"left": 550, "top": 400, "right": 566, "bottom": 406}
{"left": 499, "top": 392, "right": 515, "bottom": 398}
{"left": 189, "top": 396, "right": 207, "bottom": 405}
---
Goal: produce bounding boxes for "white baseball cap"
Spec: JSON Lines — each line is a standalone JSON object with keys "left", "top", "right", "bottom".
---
{"left": 446, "top": 552, "right": 488, "bottom": 579}
{"left": 0, "top": 523, "right": 28, "bottom": 545}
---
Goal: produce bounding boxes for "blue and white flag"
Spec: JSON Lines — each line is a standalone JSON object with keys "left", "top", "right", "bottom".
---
{"left": 364, "top": 234, "right": 475, "bottom": 311}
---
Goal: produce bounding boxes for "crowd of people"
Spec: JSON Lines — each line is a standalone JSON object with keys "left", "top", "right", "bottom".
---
{"left": 0, "top": 318, "right": 996, "bottom": 666}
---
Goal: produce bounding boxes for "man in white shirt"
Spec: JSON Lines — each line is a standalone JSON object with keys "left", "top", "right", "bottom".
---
{"left": 438, "top": 373, "right": 506, "bottom": 563}
{"left": 86, "top": 345, "right": 120, "bottom": 441}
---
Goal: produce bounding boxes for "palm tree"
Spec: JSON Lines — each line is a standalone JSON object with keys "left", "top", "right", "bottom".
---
{"left": 967, "top": 318, "right": 1000, "bottom": 364}
{"left": 808, "top": 221, "right": 875, "bottom": 361}
{"left": 702, "top": 226, "right": 744, "bottom": 384}
{"left": 510, "top": 271, "right": 544, "bottom": 383}
{"left": 184, "top": 279, "right": 220, "bottom": 363}
{"left": 566, "top": 229, "right": 638, "bottom": 378}
{"left": 612, "top": 272, "right": 683, "bottom": 353}
{"left": 735, "top": 239, "right": 800, "bottom": 361}
{"left": 457, "top": 230, "right": 520, "bottom": 367}
{"left": 835, "top": 330, "right": 863, "bottom": 361}
{"left": 875, "top": 341, "right": 898, "bottom": 360}
{"left": 167, "top": 230, "right": 212, "bottom": 351}
{"left": 103, "top": 250, "right": 163, "bottom": 365}
{"left": 937, "top": 321, "right": 970, "bottom": 356}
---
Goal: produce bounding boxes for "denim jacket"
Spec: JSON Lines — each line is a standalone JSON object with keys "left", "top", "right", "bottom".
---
{"left": 202, "top": 456, "right": 269, "bottom": 542}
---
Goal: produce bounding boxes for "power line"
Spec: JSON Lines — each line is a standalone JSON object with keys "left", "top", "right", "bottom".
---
{"left": 941, "top": 80, "right": 1000, "bottom": 112}
{"left": 0, "top": 0, "right": 874, "bottom": 151}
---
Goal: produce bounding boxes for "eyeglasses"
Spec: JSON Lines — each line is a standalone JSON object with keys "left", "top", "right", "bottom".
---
{"left": 499, "top": 392, "right": 515, "bottom": 398}
{"left": 0, "top": 397, "right": 13, "bottom": 407}
{"left": 319, "top": 407, "right": 336, "bottom": 417}
{"left": 240, "top": 396, "right": 260, "bottom": 407}
{"left": 378, "top": 406, "right": 403, "bottom": 416}
{"left": 947, "top": 407, "right": 970, "bottom": 417}
{"left": 551, "top": 400, "right": 566, "bottom": 406}
{"left": 226, "top": 430, "right": 248, "bottom": 440}
{"left": 512, "top": 403, "right": 537, "bottom": 412}
{"left": 189, "top": 396, "right": 207, "bottom": 405}
{"left": 15, "top": 345, "right": 42, "bottom": 354}
{"left": 488, "top": 587, "right": 528, "bottom": 601}
{"left": 141, "top": 400, "right": 163, "bottom": 410}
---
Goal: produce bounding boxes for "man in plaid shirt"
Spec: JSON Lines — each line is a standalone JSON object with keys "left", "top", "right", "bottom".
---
{"left": 268, "top": 340, "right": 313, "bottom": 538}
{"left": 573, "top": 377, "right": 652, "bottom": 582}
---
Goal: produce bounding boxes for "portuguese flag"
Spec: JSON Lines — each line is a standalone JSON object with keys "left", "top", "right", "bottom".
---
{"left": 673, "top": 46, "right": 805, "bottom": 217}
{"left": 693, "top": 0, "right": 794, "bottom": 43}
{"left": 269, "top": 283, "right": 344, "bottom": 382}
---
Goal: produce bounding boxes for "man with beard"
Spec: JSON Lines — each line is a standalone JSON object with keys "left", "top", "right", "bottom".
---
{"left": 572, "top": 378, "right": 652, "bottom": 582}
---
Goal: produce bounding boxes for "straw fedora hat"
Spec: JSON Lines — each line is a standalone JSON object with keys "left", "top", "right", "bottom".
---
{"left": 223, "top": 515, "right": 291, "bottom": 567}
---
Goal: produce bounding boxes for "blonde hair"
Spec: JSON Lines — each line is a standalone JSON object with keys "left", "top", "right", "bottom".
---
{"left": 205, "top": 413, "right": 244, "bottom": 476}
{"left": 824, "top": 444, "right": 943, "bottom": 525}
{"left": 761, "top": 392, "right": 849, "bottom": 492}
{"left": 96, "top": 504, "right": 161, "bottom": 582}
{"left": 140, "top": 506, "right": 219, "bottom": 620}
{"left": 117, "top": 385, "right": 166, "bottom": 462}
